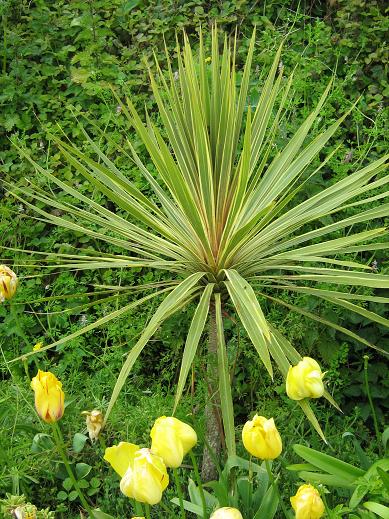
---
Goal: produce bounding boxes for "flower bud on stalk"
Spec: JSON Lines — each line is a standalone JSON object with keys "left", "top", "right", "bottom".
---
{"left": 286, "top": 357, "right": 325, "bottom": 401}
{"left": 0, "top": 265, "right": 18, "bottom": 303}
{"left": 150, "top": 416, "right": 197, "bottom": 468}
{"left": 104, "top": 443, "right": 169, "bottom": 505}
{"left": 242, "top": 415, "right": 282, "bottom": 460}
{"left": 290, "top": 484, "right": 325, "bottom": 519}
{"left": 210, "top": 507, "right": 243, "bottom": 519}
{"left": 30, "top": 370, "right": 64, "bottom": 423}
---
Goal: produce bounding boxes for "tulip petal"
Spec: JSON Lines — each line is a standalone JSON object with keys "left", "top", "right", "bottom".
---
{"left": 104, "top": 442, "right": 139, "bottom": 477}
{"left": 120, "top": 448, "right": 169, "bottom": 505}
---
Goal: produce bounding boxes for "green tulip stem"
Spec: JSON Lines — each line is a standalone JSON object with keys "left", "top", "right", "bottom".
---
{"left": 133, "top": 500, "right": 144, "bottom": 516}
{"left": 320, "top": 491, "right": 334, "bottom": 519}
{"left": 98, "top": 433, "right": 106, "bottom": 452}
{"left": 189, "top": 451, "right": 207, "bottom": 518}
{"left": 248, "top": 455, "right": 253, "bottom": 513}
{"left": 363, "top": 355, "right": 382, "bottom": 454}
{"left": 265, "top": 460, "right": 289, "bottom": 519}
{"left": 52, "top": 422, "right": 95, "bottom": 518}
{"left": 173, "top": 467, "right": 186, "bottom": 519}
{"left": 144, "top": 503, "right": 151, "bottom": 519}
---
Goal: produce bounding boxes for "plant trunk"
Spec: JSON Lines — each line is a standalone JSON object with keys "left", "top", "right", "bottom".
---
{"left": 201, "top": 302, "right": 223, "bottom": 482}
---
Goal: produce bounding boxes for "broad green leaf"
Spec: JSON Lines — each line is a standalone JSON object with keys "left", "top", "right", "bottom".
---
{"left": 171, "top": 498, "right": 203, "bottom": 515}
{"left": 293, "top": 444, "right": 365, "bottom": 481}
{"left": 297, "top": 471, "right": 356, "bottom": 488}
{"left": 90, "top": 511, "right": 116, "bottom": 519}
{"left": 253, "top": 483, "right": 279, "bottom": 519}
{"left": 363, "top": 502, "right": 389, "bottom": 519}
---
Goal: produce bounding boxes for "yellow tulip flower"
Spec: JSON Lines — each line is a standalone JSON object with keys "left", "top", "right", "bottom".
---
{"left": 210, "top": 507, "right": 243, "bottom": 519}
{"left": 150, "top": 416, "right": 197, "bottom": 468}
{"left": 290, "top": 484, "right": 325, "bottom": 519}
{"left": 0, "top": 265, "right": 18, "bottom": 302}
{"left": 242, "top": 414, "right": 282, "bottom": 460}
{"left": 104, "top": 443, "right": 169, "bottom": 505}
{"left": 286, "top": 357, "right": 325, "bottom": 401}
{"left": 81, "top": 409, "right": 103, "bottom": 441}
{"left": 30, "top": 370, "right": 64, "bottom": 423}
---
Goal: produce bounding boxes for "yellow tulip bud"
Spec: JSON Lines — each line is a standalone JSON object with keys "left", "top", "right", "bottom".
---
{"left": 30, "top": 370, "right": 64, "bottom": 423}
{"left": 81, "top": 409, "right": 104, "bottom": 441}
{"left": 290, "top": 484, "right": 325, "bottom": 519}
{"left": 0, "top": 265, "right": 18, "bottom": 302}
{"left": 210, "top": 507, "right": 243, "bottom": 519}
{"left": 242, "top": 415, "right": 282, "bottom": 460}
{"left": 150, "top": 416, "right": 197, "bottom": 468}
{"left": 104, "top": 443, "right": 169, "bottom": 505}
{"left": 130, "top": 517, "right": 145, "bottom": 519}
{"left": 120, "top": 448, "right": 169, "bottom": 505}
{"left": 286, "top": 357, "right": 325, "bottom": 401}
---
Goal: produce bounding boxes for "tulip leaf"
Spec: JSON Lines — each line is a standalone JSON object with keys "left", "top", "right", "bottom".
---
{"left": 171, "top": 497, "right": 203, "bottom": 515}
{"left": 286, "top": 463, "right": 317, "bottom": 472}
{"left": 223, "top": 455, "right": 264, "bottom": 476}
{"left": 237, "top": 476, "right": 252, "bottom": 512}
{"left": 363, "top": 502, "right": 389, "bottom": 519}
{"left": 252, "top": 469, "right": 271, "bottom": 510}
{"left": 206, "top": 480, "right": 229, "bottom": 507}
{"left": 187, "top": 478, "right": 218, "bottom": 513}
{"left": 298, "top": 471, "right": 356, "bottom": 488}
{"left": 293, "top": 444, "right": 365, "bottom": 481}
{"left": 253, "top": 483, "right": 279, "bottom": 519}
{"left": 382, "top": 427, "right": 389, "bottom": 452}
{"left": 90, "top": 511, "right": 116, "bottom": 519}
{"left": 350, "top": 484, "right": 369, "bottom": 509}
{"left": 377, "top": 467, "right": 389, "bottom": 492}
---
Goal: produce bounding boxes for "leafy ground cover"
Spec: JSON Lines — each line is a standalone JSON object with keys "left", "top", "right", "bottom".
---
{"left": 0, "top": 1, "right": 388, "bottom": 517}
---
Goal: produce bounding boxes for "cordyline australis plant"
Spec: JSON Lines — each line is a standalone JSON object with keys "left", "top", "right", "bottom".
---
{"left": 9, "top": 28, "right": 389, "bottom": 468}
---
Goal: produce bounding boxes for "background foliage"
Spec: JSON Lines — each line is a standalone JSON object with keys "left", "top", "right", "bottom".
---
{"left": 0, "top": 0, "right": 388, "bottom": 516}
